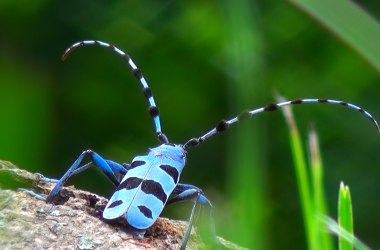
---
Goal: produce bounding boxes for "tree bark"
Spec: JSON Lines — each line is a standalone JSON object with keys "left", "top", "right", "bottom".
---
{"left": 0, "top": 160, "right": 248, "bottom": 250}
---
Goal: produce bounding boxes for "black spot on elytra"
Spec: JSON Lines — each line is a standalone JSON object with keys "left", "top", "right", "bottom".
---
{"left": 117, "top": 177, "right": 143, "bottom": 190}
{"left": 138, "top": 205, "right": 153, "bottom": 219}
{"left": 108, "top": 199, "right": 123, "bottom": 208}
{"left": 131, "top": 160, "right": 145, "bottom": 168}
{"left": 141, "top": 180, "right": 167, "bottom": 204}
{"left": 159, "top": 165, "right": 179, "bottom": 184}
{"left": 318, "top": 99, "right": 328, "bottom": 103}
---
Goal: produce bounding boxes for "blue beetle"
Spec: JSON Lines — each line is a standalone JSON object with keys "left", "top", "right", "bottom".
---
{"left": 47, "top": 40, "right": 379, "bottom": 250}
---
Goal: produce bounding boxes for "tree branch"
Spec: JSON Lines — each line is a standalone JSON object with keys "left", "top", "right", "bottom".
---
{"left": 0, "top": 160, "right": 248, "bottom": 250}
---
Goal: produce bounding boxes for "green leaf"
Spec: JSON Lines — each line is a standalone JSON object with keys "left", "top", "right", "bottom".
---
{"left": 338, "top": 182, "right": 354, "bottom": 250}
{"left": 289, "top": 0, "right": 380, "bottom": 72}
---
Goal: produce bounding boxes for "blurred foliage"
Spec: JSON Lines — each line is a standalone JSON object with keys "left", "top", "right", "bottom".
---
{"left": 1, "top": 1, "right": 380, "bottom": 249}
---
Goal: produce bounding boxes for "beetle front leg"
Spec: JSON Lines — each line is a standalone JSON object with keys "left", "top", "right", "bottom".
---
{"left": 47, "top": 149, "right": 130, "bottom": 203}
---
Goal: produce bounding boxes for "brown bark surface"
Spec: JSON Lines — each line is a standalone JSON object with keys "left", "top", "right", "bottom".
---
{"left": 0, "top": 160, "right": 248, "bottom": 250}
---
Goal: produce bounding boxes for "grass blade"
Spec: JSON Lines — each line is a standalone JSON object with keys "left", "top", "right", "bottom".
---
{"left": 321, "top": 215, "right": 370, "bottom": 250}
{"left": 308, "top": 129, "right": 334, "bottom": 250}
{"left": 279, "top": 95, "right": 317, "bottom": 250}
{"left": 288, "top": 0, "right": 380, "bottom": 72}
{"left": 338, "top": 182, "right": 354, "bottom": 250}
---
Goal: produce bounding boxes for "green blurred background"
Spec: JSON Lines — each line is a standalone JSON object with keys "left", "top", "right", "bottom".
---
{"left": 1, "top": 1, "right": 380, "bottom": 249}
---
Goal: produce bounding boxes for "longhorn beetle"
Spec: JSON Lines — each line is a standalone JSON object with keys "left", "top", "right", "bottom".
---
{"left": 46, "top": 40, "right": 379, "bottom": 249}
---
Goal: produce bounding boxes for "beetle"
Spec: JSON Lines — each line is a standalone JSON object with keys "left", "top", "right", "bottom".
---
{"left": 46, "top": 40, "right": 379, "bottom": 249}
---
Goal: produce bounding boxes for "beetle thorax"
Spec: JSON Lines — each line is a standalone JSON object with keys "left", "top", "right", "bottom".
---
{"left": 148, "top": 144, "right": 186, "bottom": 164}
